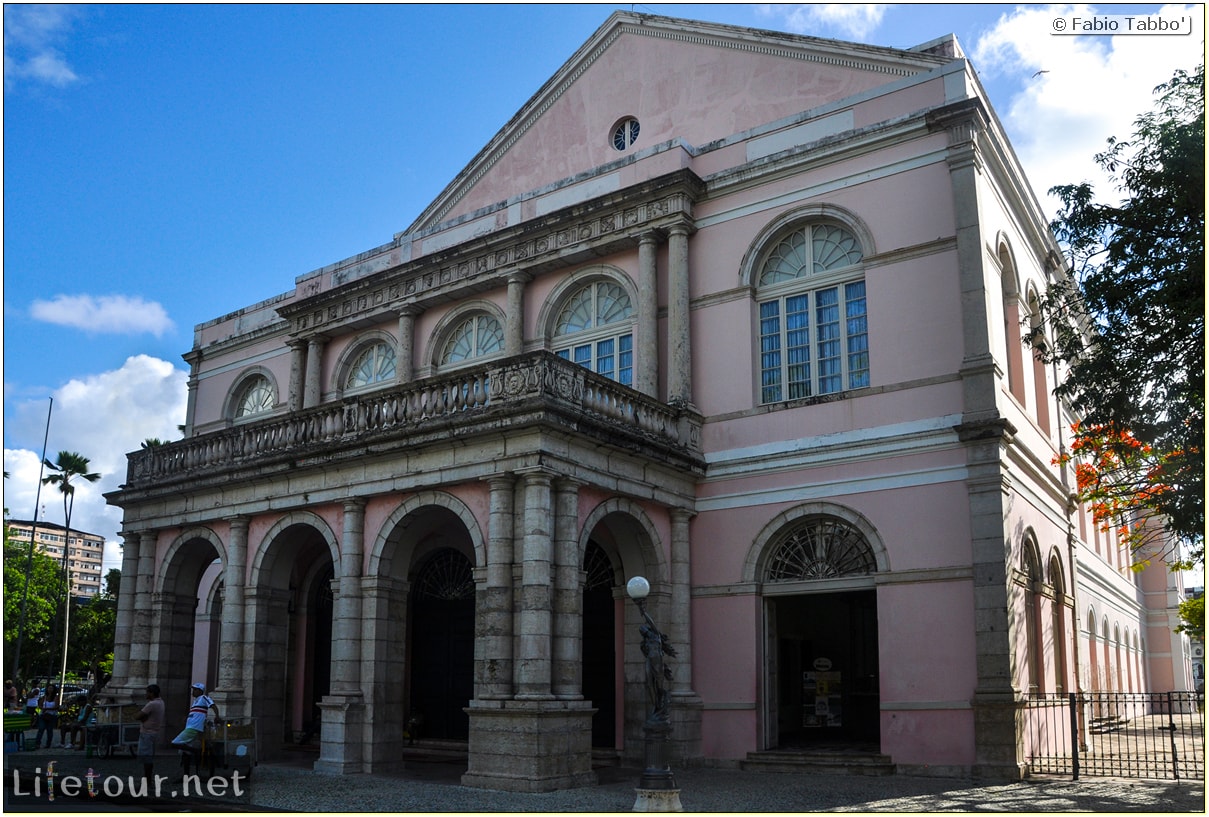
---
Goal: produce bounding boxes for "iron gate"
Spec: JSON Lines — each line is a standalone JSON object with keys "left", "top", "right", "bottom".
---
{"left": 1024, "top": 691, "right": 1204, "bottom": 780}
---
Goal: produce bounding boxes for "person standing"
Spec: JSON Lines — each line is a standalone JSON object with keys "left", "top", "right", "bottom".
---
{"left": 34, "top": 687, "right": 59, "bottom": 749}
{"left": 170, "top": 682, "right": 219, "bottom": 777}
{"left": 136, "top": 684, "right": 165, "bottom": 784}
{"left": 4, "top": 680, "right": 19, "bottom": 712}
{"left": 25, "top": 687, "right": 40, "bottom": 717}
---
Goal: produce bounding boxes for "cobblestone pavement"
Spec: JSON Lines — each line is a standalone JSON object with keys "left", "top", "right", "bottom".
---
{"left": 4, "top": 743, "right": 1205, "bottom": 812}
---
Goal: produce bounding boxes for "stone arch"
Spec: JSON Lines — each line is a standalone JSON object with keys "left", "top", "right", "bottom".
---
{"left": 742, "top": 501, "right": 888, "bottom": 584}
{"left": 159, "top": 525, "right": 226, "bottom": 595}
{"left": 368, "top": 490, "right": 486, "bottom": 575}
{"left": 249, "top": 510, "right": 340, "bottom": 589}
{"left": 738, "top": 202, "right": 876, "bottom": 289}
{"left": 579, "top": 496, "right": 666, "bottom": 584}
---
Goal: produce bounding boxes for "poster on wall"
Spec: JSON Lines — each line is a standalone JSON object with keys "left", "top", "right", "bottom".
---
{"left": 803, "top": 657, "right": 843, "bottom": 728}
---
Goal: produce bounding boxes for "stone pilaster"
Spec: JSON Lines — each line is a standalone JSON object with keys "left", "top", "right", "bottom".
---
{"left": 668, "top": 508, "right": 702, "bottom": 763}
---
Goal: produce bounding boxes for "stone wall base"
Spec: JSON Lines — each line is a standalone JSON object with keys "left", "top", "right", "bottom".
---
{"left": 462, "top": 699, "right": 597, "bottom": 792}
{"left": 314, "top": 693, "right": 365, "bottom": 775}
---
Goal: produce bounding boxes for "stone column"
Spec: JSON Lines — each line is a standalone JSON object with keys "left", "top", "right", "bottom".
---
{"left": 331, "top": 499, "right": 366, "bottom": 692}
{"left": 303, "top": 336, "right": 326, "bottom": 409}
{"left": 667, "top": 223, "right": 692, "bottom": 405}
{"left": 396, "top": 308, "right": 418, "bottom": 384}
{"left": 477, "top": 475, "right": 516, "bottom": 699}
{"left": 515, "top": 470, "right": 555, "bottom": 700}
{"left": 315, "top": 499, "right": 367, "bottom": 774}
{"left": 506, "top": 273, "right": 528, "bottom": 356}
{"left": 552, "top": 478, "right": 583, "bottom": 700}
{"left": 636, "top": 232, "right": 659, "bottom": 398}
{"left": 287, "top": 340, "right": 307, "bottom": 411}
{"left": 213, "top": 516, "right": 248, "bottom": 715}
{"left": 128, "top": 529, "right": 157, "bottom": 689}
{"left": 108, "top": 529, "right": 141, "bottom": 693}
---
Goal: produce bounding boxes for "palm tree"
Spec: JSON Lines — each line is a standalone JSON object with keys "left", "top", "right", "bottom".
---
{"left": 41, "top": 451, "right": 101, "bottom": 691}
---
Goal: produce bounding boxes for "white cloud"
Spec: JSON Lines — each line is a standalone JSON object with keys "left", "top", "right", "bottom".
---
{"left": 971, "top": 3, "right": 1205, "bottom": 214}
{"left": 3, "top": 5, "right": 83, "bottom": 89}
{"left": 4, "top": 355, "right": 189, "bottom": 575}
{"left": 30, "top": 294, "right": 176, "bottom": 337}
{"left": 757, "top": 4, "right": 889, "bottom": 40}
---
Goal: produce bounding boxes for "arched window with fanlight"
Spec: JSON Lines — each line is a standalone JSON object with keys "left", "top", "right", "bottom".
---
{"left": 756, "top": 222, "right": 868, "bottom": 404}
{"left": 553, "top": 280, "right": 634, "bottom": 386}
{"left": 230, "top": 372, "right": 277, "bottom": 422}
{"left": 345, "top": 340, "right": 397, "bottom": 392}
{"left": 763, "top": 515, "right": 877, "bottom": 581}
{"left": 440, "top": 313, "right": 504, "bottom": 367}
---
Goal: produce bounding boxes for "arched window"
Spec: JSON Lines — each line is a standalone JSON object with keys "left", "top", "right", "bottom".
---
{"left": 1049, "top": 554, "right": 1067, "bottom": 693}
{"left": 764, "top": 515, "right": 876, "bottom": 581}
{"left": 233, "top": 374, "right": 275, "bottom": 420}
{"left": 345, "top": 341, "right": 397, "bottom": 391}
{"left": 757, "top": 222, "right": 867, "bottom": 403}
{"left": 998, "top": 243, "right": 1026, "bottom": 403}
{"left": 553, "top": 280, "right": 634, "bottom": 386}
{"left": 441, "top": 313, "right": 504, "bottom": 366}
{"left": 1023, "top": 542, "right": 1043, "bottom": 694}
{"left": 1027, "top": 291, "right": 1051, "bottom": 436}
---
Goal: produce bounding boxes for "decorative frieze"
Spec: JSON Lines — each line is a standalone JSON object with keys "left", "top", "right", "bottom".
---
{"left": 281, "top": 174, "right": 703, "bottom": 336}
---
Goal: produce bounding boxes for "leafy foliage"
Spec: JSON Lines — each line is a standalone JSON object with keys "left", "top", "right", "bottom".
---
{"left": 4, "top": 529, "right": 67, "bottom": 681}
{"left": 1029, "top": 65, "right": 1204, "bottom": 567}
{"left": 1176, "top": 594, "right": 1204, "bottom": 642}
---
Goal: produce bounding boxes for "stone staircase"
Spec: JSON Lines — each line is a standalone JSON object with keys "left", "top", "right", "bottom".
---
{"left": 741, "top": 746, "right": 895, "bottom": 776}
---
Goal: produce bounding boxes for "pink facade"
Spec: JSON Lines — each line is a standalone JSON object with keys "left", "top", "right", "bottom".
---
{"left": 106, "top": 13, "right": 1185, "bottom": 787}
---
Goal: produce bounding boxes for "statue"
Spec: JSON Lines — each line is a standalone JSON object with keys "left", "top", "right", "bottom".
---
{"left": 638, "top": 605, "right": 676, "bottom": 723}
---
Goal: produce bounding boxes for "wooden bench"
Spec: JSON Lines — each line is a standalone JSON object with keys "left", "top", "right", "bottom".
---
{"left": 4, "top": 713, "right": 33, "bottom": 750}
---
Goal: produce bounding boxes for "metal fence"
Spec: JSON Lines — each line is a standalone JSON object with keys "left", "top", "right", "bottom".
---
{"left": 1023, "top": 691, "right": 1204, "bottom": 780}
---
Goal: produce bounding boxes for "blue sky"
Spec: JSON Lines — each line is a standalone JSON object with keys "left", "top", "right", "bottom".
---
{"left": 3, "top": 3, "right": 1204, "bottom": 572}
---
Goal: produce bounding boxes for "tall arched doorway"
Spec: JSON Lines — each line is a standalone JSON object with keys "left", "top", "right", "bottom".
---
{"left": 409, "top": 548, "right": 475, "bottom": 740}
{"left": 582, "top": 540, "right": 617, "bottom": 748}
{"left": 762, "top": 513, "right": 880, "bottom": 748}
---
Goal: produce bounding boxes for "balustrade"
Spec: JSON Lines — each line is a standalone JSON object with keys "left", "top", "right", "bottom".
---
{"left": 126, "top": 352, "right": 697, "bottom": 486}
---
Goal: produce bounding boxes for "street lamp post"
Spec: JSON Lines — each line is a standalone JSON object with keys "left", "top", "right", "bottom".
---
{"left": 626, "top": 576, "right": 682, "bottom": 812}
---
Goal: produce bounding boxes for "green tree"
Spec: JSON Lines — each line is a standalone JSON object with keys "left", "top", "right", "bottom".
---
{"left": 41, "top": 451, "right": 102, "bottom": 688}
{"left": 1030, "top": 65, "right": 1204, "bottom": 567}
{"left": 3, "top": 526, "right": 67, "bottom": 682}
{"left": 68, "top": 569, "right": 119, "bottom": 685}
{"left": 1176, "top": 594, "right": 1204, "bottom": 642}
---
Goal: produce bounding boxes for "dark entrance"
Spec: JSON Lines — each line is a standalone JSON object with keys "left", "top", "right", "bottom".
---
{"left": 773, "top": 590, "right": 879, "bottom": 747}
{"left": 582, "top": 541, "right": 617, "bottom": 748}
{"left": 409, "top": 548, "right": 475, "bottom": 740}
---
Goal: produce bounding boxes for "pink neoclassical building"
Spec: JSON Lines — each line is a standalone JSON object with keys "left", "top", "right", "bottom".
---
{"left": 105, "top": 12, "right": 1184, "bottom": 789}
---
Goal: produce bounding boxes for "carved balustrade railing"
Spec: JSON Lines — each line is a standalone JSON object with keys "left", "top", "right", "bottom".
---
{"left": 125, "top": 352, "right": 699, "bottom": 487}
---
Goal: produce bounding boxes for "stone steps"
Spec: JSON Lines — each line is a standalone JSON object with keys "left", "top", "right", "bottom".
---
{"left": 741, "top": 748, "right": 895, "bottom": 776}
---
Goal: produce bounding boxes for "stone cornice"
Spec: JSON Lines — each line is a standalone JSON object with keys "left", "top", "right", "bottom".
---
{"left": 278, "top": 170, "right": 705, "bottom": 338}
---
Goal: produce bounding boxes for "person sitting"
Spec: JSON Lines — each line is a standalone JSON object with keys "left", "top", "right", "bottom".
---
{"left": 59, "top": 695, "right": 96, "bottom": 749}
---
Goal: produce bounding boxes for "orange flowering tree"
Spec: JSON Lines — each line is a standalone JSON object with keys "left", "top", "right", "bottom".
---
{"left": 1058, "top": 423, "right": 1195, "bottom": 569}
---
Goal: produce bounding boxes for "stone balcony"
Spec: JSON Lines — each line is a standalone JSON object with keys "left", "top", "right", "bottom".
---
{"left": 119, "top": 352, "right": 703, "bottom": 494}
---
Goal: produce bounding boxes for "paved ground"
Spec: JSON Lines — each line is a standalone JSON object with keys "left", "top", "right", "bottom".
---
{"left": 4, "top": 743, "right": 1204, "bottom": 812}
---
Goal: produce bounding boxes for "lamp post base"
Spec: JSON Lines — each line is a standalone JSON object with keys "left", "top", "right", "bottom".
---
{"left": 633, "top": 788, "right": 683, "bottom": 812}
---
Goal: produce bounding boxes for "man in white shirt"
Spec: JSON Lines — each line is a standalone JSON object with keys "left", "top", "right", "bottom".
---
{"left": 170, "top": 682, "right": 220, "bottom": 777}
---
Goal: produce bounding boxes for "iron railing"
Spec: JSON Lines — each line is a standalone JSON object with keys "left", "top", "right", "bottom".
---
{"left": 1024, "top": 691, "right": 1204, "bottom": 780}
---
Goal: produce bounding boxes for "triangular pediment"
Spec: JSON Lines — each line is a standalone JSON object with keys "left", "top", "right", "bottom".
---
{"left": 407, "top": 11, "right": 954, "bottom": 234}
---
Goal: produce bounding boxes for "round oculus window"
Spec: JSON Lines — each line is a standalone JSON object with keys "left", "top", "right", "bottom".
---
{"left": 612, "top": 118, "right": 640, "bottom": 151}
